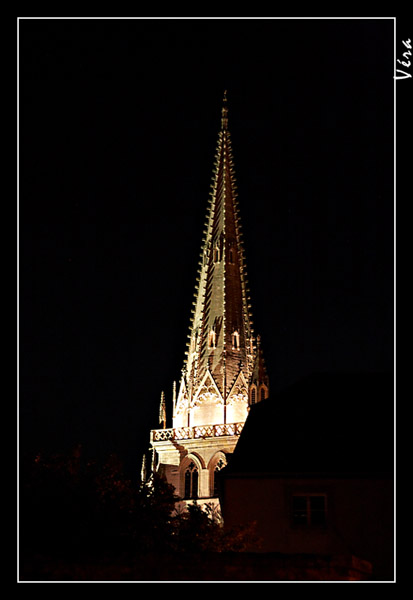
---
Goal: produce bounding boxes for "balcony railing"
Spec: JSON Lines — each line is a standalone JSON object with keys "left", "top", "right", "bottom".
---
{"left": 151, "top": 422, "right": 244, "bottom": 442}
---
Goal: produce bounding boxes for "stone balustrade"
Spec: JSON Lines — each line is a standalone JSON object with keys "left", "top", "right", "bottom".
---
{"left": 151, "top": 422, "right": 244, "bottom": 442}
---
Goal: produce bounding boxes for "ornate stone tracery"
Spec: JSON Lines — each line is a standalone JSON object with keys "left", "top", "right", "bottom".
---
{"left": 191, "top": 372, "right": 223, "bottom": 408}
{"left": 227, "top": 371, "right": 249, "bottom": 405}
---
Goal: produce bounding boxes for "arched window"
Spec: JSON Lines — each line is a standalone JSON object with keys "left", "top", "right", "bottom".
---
{"left": 184, "top": 462, "right": 199, "bottom": 499}
{"left": 213, "top": 458, "right": 225, "bottom": 497}
{"left": 251, "top": 387, "right": 256, "bottom": 405}
{"left": 213, "top": 245, "right": 221, "bottom": 263}
{"left": 228, "top": 247, "right": 234, "bottom": 264}
{"left": 260, "top": 387, "right": 266, "bottom": 402}
{"left": 208, "top": 329, "right": 216, "bottom": 349}
{"left": 232, "top": 330, "right": 240, "bottom": 350}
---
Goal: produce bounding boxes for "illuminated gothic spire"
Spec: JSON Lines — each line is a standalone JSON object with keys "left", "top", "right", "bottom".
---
{"left": 174, "top": 93, "right": 267, "bottom": 428}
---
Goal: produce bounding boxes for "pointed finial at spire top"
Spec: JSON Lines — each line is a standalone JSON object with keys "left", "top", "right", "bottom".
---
{"left": 221, "top": 90, "right": 228, "bottom": 130}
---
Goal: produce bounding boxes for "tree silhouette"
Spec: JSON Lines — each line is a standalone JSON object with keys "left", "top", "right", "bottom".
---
{"left": 19, "top": 446, "right": 260, "bottom": 580}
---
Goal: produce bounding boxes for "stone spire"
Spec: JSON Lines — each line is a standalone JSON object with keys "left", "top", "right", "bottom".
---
{"left": 173, "top": 93, "right": 267, "bottom": 429}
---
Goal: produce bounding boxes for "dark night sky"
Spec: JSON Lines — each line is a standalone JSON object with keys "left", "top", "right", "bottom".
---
{"left": 19, "top": 18, "right": 398, "bottom": 473}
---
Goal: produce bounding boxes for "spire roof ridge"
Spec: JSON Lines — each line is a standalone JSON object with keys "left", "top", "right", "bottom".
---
{"left": 179, "top": 93, "right": 258, "bottom": 405}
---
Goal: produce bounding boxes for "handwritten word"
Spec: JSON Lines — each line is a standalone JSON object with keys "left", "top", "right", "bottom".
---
{"left": 395, "top": 39, "right": 412, "bottom": 80}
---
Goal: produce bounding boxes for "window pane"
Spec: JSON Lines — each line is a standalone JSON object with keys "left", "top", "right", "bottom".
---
{"left": 213, "top": 474, "right": 219, "bottom": 497}
{"left": 292, "top": 496, "right": 307, "bottom": 525}
{"left": 192, "top": 470, "right": 198, "bottom": 499}
{"left": 310, "top": 496, "right": 326, "bottom": 525}
{"left": 184, "top": 470, "right": 191, "bottom": 499}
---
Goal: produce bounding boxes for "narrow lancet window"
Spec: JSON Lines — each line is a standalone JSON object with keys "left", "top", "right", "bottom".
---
{"left": 251, "top": 387, "right": 256, "bottom": 405}
{"left": 184, "top": 462, "right": 199, "bottom": 499}
{"left": 208, "top": 329, "right": 216, "bottom": 349}
{"left": 232, "top": 330, "right": 240, "bottom": 350}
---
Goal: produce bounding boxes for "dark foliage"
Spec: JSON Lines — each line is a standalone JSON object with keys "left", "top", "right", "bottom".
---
{"left": 19, "top": 445, "right": 259, "bottom": 578}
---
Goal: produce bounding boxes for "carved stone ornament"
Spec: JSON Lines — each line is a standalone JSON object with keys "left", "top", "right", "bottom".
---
{"left": 227, "top": 386, "right": 248, "bottom": 405}
{"left": 192, "top": 375, "right": 224, "bottom": 407}
{"left": 227, "top": 374, "right": 248, "bottom": 405}
{"left": 175, "top": 384, "right": 189, "bottom": 416}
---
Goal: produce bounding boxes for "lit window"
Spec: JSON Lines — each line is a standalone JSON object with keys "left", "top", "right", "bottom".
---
{"left": 291, "top": 495, "right": 327, "bottom": 527}
{"left": 251, "top": 387, "right": 256, "bottom": 405}
{"left": 184, "top": 462, "right": 199, "bottom": 500}
{"left": 232, "top": 330, "right": 240, "bottom": 350}
{"left": 209, "top": 329, "right": 216, "bottom": 348}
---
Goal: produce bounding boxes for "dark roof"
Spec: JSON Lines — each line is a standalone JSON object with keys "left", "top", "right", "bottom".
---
{"left": 224, "top": 373, "right": 394, "bottom": 476}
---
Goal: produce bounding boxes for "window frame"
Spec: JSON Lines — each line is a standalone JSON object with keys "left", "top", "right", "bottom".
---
{"left": 184, "top": 461, "right": 199, "bottom": 500}
{"left": 208, "top": 329, "right": 216, "bottom": 349}
{"left": 290, "top": 493, "right": 327, "bottom": 528}
{"left": 232, "top": 330, "right": 240, "bottom": 350}
{"left": 250, "top": 385, "right": 257, "bottom": 405}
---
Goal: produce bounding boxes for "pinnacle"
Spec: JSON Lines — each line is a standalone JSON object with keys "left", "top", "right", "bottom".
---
{"left": 221, "top": 90, "right": 229, "bottom": 130}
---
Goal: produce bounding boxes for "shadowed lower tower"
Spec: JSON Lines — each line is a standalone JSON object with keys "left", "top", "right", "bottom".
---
{"left": 146, "top": 93, "right": 269, "bottom": 510}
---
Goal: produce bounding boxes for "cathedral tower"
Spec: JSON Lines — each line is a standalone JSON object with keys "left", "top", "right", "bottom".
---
{"left": 146, "top": 93, "right": 269, "bottom": 509}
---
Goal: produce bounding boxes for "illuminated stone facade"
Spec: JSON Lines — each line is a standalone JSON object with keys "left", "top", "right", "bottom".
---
{"left": 146, "top": 94, "right": 269, "bottom": 510}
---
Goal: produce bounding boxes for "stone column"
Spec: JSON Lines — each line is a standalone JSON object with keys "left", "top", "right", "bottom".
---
{"left": 200, "top": 467, "right": 210, "bottom": 498}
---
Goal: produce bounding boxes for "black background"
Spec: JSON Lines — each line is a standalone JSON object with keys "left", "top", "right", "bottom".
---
{"left": 19, "top": 18, "right": 398, "bottom": 474}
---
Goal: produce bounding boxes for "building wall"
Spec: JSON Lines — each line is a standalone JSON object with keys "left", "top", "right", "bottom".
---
{"left": 190, "top": 403, "right": 224, "bottom": 427}
{"left": 226, "top": 401, "right": 248, "bottom": 425}
{"left": 153, "top": 435, "right": 238, "bottom": 502}
{"left": 220, "top": 475, "right": 394, "bottom": 579}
